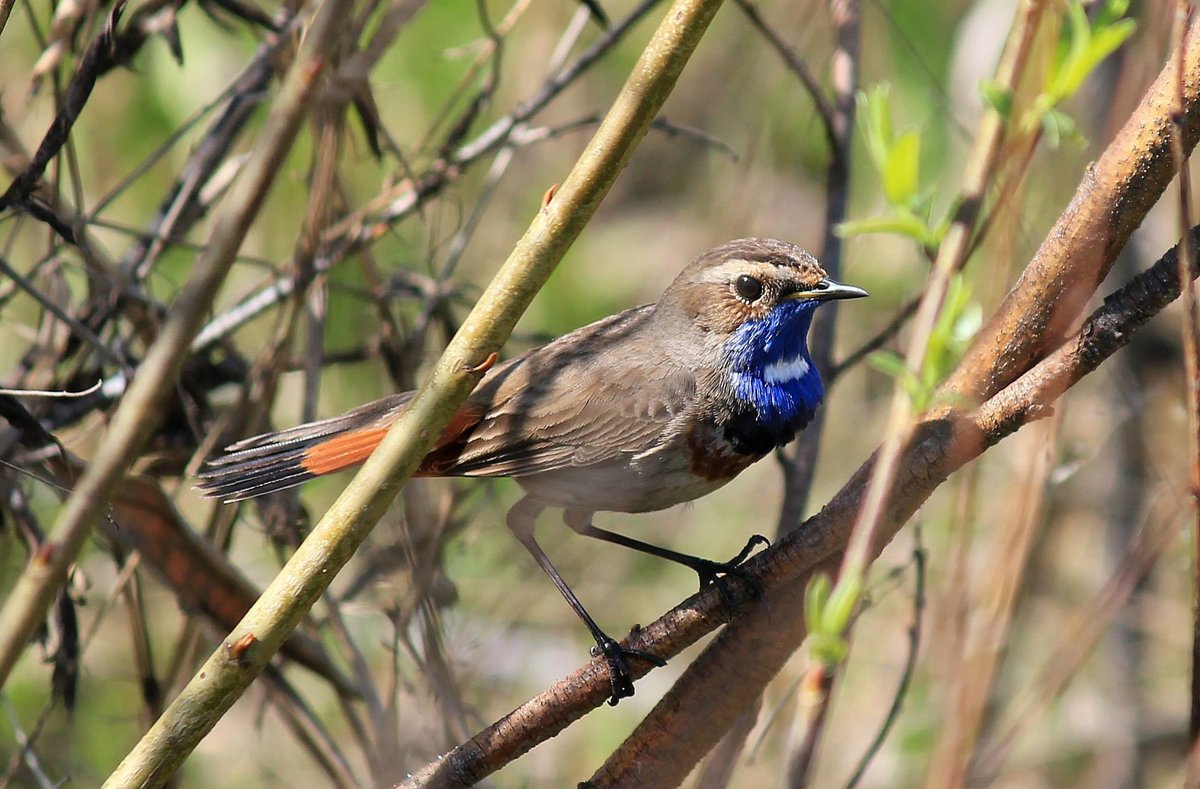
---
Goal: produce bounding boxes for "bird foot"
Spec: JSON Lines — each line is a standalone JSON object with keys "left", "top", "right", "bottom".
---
{"left": 590, "top": 634, "right": 666, "bottom": 705}
{"left": 693, "top": 534, "right": 770, "bottom": 602}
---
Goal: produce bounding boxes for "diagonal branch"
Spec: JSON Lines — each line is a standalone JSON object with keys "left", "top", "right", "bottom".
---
{"left": 390, "top": 20, "right": 1200, "bottom": 782}
{"left": 99, "top": 0, "right": 729, "bottom": 783}
{"left": 0, "top": 0, "right": 343, "bottom": 698}
{"left": 585, "top": 15, "right": 1200, "bottom": 783}
{"left": 396, "top": 221, "right": 1200, "bottom": 789}
{"left": 582, "top": 218, "right": 1200, "bottom": 787}
{"left": 942, "top": 10, "right": 1200, "bottom": 404}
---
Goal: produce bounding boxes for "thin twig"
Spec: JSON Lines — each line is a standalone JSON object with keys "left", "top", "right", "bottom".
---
{"left": 0, "top": 380, "right": 101, "bottom": 397}
{"left": 0, "top": 0, "right": 15, "bottom": 40}
{"left": 777, "top": 0, "right": 859, "bottom": 530}
{"left": 180, "top": 0, "right": 663, "bottom": 358}
{"left": 733, "top": 0, "right": 839, "bottom": 158}
{"left": 436, "top": 6, "right": 592, "bottom": 281}
{"left": 1170, "top": 0, "right": 1200, "bottom": 751}
{"left": 828, "top": 294, "right": 919, "bottom": 381}
{"left": 0, "top": 0, "right": 346, "bottom": 698}
{"left": 103, "top": 0, "right": 727, "bottom": 782}
{"left": 0, "top": 2, "right": 124, "bottom": 244}
{"left": 0, "top": 255, "right": 122, "bottom": 368}
{"left": 926, "top": 417, "right": 1055, "bottom": 785}
{"left": 111, "top": 24, "right": 285, "bottom": 282}
{"left": 779, "top": 1, "right": 862, "bottom": 782}
{"left": 787, "top": 662, "right": 838, "bottom": 787}
{"left": 844, "top": 528, "right": 925, "bottom": 788}
{"left": 0, "top": 693, "right": 57, "bottom": 789}
{"left": 972, "top": 492, "right": 1183, "bottom": 780}
{"left": 838, "top": 0, "right": 1045, "bottom": 598}
{"left": 404, "top": 196, "right": 1200, "bottom": 785}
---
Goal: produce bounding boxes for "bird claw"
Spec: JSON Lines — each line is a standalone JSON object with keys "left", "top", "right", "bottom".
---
{"left": 694, "top": 534, "right": 769, "bottom": 602}
{"left": 590, "top": 635, "right": 665, "bottom": 705}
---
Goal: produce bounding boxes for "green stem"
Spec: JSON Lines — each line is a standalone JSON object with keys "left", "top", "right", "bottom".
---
{"left": 103, "top": 0, "right": 727, "bottom": 784}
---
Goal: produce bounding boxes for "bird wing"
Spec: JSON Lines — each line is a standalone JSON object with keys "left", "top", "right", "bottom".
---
{"left": 197, "top": 305, "right": 695, "bottom": 499}
{"left": 425, "top": 305, "right": 696, "bottom": 478}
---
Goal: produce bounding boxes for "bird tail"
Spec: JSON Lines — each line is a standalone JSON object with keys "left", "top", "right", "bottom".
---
{"left": 196, "top": 394, "right": 412, "bottom": 502}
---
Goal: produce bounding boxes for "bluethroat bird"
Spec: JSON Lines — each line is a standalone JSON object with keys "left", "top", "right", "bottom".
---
{"left": 198, "top": 237, "right": 867, "bottom": 703}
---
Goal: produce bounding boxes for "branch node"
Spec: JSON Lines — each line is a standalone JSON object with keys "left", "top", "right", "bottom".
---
{"left": 464, "top": 351, "right": 499, "bottom": 375}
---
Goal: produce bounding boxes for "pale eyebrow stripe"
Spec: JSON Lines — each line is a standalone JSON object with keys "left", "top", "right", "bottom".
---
{"left": 696, "top": 259, "right": 780, "bottom": 284}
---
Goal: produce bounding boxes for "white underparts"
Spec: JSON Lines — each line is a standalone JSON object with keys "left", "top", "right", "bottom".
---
{"left": 762, "top": 354, "right": 810, "bottom": 384}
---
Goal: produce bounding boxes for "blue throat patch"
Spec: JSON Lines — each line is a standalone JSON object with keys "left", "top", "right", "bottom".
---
{"left": 724, "top": 300, "right": 825, "bottom": 432}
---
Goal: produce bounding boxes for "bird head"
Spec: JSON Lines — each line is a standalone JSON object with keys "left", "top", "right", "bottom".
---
{"left": 664, "top": 237, "right": 867, "bottom": 336}
{"left": 660, "top": 238, "right": 868, "bottom": 434}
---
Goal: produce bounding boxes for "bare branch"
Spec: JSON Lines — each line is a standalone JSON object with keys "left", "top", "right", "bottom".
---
{"left": 103, "top": 0, "right": 729, "bottom": 782}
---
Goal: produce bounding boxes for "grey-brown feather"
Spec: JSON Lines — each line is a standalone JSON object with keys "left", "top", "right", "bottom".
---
{"left": 437, "top": 304, "right": 697, "bottom": 477}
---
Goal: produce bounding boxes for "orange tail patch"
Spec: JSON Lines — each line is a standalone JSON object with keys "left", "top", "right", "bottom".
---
{"left": 300, "top": 428, "right": 388, "bottom": 476}
{"left": 198, "top": 400, "right": 486, "bottom": 502}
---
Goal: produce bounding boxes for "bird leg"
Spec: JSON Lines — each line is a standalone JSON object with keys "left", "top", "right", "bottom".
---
{"left": 563, "top": 509, "right": 768, "bottom": 598}
{"left": 505, "top": 498, "right": 664, "bottom": 705}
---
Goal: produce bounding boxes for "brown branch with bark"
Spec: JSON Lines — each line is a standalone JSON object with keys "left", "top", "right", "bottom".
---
{"left": 396, "top": 16, "right": 1200, "bottom": 787}
{"left": 586, "top": 15, "right": 1200, "bottom": 785}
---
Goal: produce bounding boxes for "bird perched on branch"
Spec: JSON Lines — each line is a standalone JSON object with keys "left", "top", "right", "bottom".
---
{"left": 199, "top": 237, "right": 867, "bottom": 703}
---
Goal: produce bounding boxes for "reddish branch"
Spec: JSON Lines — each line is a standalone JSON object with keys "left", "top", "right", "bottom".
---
{"left": 1171, "top": 0, "right": 1200, "bottom": 751}
{"left": 586, "top": 19, "right": 1200, "bottom": 783}
{"left": 579, "top": 225, "right": 1200, "bottom": 787}
{"left": 941, "top": 12, "right": 1200, "bottom": 404}
{"left": 398, "top": 18, "right": 1200, "bottom": 787}
{"left": 398, "top": 227, "right": 1200, "bottom": 789}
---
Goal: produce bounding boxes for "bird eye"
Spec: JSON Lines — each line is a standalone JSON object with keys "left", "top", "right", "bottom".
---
{"left": 734, "top": 275, "right": 763, "bottom": 302}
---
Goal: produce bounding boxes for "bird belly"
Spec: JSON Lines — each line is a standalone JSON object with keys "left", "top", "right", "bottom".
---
{"left": 512, "top": 457, "right": 725, "bottom": 514}
{"left": 514, "top": 426, "right": 757, "bottom": 514}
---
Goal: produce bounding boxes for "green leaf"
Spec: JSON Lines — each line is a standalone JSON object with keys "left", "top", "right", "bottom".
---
{"left": 883, "top": 130, "right": 920, "bottom": 205}
{"left": 808, "top": 632, "right": 848, "bottom": 665}
{"left": 953, "top": 304, "right": 983, "bottom": 346}
{"left": 904, "top": 377, "right": 929, "bottom": 410}
{"left": 1041, "top": 107, "right": 1080, "bottom": 149}
{"left": 805, "top": 574, "right": 832, "bottom": 634}
{"left": 837, "top": 213, "right": 931, "bottom": 243}
{"left": 1083, "top": 19, "right": 1137, "bottom": 74}
{"left": 1095, "top": 0, "right": 1130, "bottom": 29}
{"left": 857, "top": 85, "right": 892, "bottom": 176}
{"left": 822, "top": 573, "right": 862, "bottom": 635}
{"left": 1046, "top": 0, "right": 1135, "bottom": 104}
{"left": 1060, "top": 0, "right": 1093, "bottom": 95}
{"left": 913, "top": 275, "right": 982, "bottom": 400}
{"left": 979, "top": 79, "right": 1013, "bottom": 119}
{"left": 869, "top": 351, "right": 929, "bottom": 410}
{"left": 931, "top": 275, "right": 968, "bottom": 345}
{"left": 868, "top": 350, "right": 907, "bottom": 379}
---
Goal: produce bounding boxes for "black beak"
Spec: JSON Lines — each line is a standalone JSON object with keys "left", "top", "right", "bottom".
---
{"left": 782, "top": 277, "right": 869, "bottom": 302}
